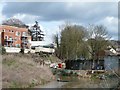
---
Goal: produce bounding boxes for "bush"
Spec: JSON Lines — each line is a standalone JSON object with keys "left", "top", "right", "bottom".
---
{"left": 20, "top": 48, "right": 24, "bottom": 54}
{"left": 0, "top": 46, "right": 6, "bottom": 55}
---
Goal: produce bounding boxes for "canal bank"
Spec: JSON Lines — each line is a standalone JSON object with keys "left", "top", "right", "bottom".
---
{"left": 35, "top": 74, "right": 119, "bottom": 89}
{"left": 35, "top": 81, "right": 67, "bottom": 88}
{"left": 2, "top": 54, "right": 57, "bottom": 88}
{"left": 2, "top": 54, "right": 120, "bottom": 89}
{"left": 35, "top": 67, "right": 120, "bottom": 89}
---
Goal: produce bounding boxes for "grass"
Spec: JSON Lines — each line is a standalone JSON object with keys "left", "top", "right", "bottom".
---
{"left": 27, "top": 63, "right": 34, "bottom": 66}
{"left": 2, "top": 54, "right": 55, "bottom": 88}
{"left": 40, "top": 79, "right": 47, "bottom": 85}
{"left": 44, "top": 55, "right": 61, "bottom": 63}
{"left": 3, "top": 59, "right": 16, "bottom": 67}
{"left": 27, "top": 78, "right": 49, "bottom": 88}
{"left": 91, "top": 73, "right": 100, "bottom": 80}
{"left": 27, "top": 79, "right": 38, "bottom": 88}
{"left": 9, "top": 81, "right": 22, "bottom": 88}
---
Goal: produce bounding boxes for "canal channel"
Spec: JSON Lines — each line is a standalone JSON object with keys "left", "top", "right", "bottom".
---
{"left": 38, "top": 68, "right": 120, "bottom": 89}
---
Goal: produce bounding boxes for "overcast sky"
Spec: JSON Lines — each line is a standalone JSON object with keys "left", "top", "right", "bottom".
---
{"left": 1, "top": 2, "right": 118, "bottom": 44}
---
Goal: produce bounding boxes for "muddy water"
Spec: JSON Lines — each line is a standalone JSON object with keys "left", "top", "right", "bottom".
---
{"left": 40, "top": 76, "right": 119, "bottom": 89}
{"left": 62, "top": 77, "right": 119, "bottom": 88}
{"left": 40, "top": 75, "right": 119, "bottom": 88}
{"left": 37, "top": 68, "right": 119, "bottom": 88}
{"left": 40, "top": 81, "right": 67, "bottom": 88}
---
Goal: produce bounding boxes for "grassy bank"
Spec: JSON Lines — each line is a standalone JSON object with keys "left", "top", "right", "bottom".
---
{"left": 2, "top": 54, "right": 60, "bottom": 88}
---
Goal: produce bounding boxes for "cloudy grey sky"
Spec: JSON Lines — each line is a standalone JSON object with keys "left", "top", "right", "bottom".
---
{"left": 1, "top": 1, "right": 118, "bottom": 44}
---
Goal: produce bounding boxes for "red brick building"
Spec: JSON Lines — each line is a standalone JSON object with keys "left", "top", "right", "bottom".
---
{"left": 0, "top": 25, "right": 31, "bottom": 49}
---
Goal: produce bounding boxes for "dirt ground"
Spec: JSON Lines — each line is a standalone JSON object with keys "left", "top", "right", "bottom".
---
{"left": 1, "top": 54, "right": 59, "bottom": 88}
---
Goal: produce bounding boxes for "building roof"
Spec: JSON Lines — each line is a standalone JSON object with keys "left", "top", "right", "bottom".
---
{"left": 105, "top": 50, "right": 117, "bottom": 56}
{"left": 0, "top": 25, "right": 28, "bottom": 32}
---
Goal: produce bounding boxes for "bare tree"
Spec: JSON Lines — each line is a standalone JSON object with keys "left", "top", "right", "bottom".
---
{"left": 86, "top": 24, "right": 111, "bottom": 69}
{"left": 56, "top": 23, "right": 87, "bottom": 60}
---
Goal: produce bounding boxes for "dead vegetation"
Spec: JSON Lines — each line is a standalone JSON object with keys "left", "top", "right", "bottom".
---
{"left": 2, "top": 54, "right": 59, "bottom": 88}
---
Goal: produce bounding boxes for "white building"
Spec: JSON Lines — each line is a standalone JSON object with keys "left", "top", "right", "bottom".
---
{"left": 29, "top": 41, "right": 48, "bottom": 47}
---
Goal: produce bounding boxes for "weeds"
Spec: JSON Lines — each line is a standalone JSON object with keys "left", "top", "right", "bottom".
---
{"left": 2, "top": 54, "right": 54, "bottom": 88}
{"left": 28, "top": 79, "right": 37, "bottom": 88}
{"left": 3, "top": 59, "right": 16, "bottom": 67}
{"left": 9, "top": 81, "right": 22, "bottom": 88}
{"left": 91, "top": 73, "right": 99, "bottom": 80}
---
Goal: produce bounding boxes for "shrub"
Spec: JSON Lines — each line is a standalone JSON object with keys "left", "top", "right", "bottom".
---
{"left": 9, "top": 81, "right": 22, "bottom": 88}
{"left": 20, "top": 48, "right": 24, "bottom": 54}
{"left": 0, "top": 46, "right": 6, "bottom": 55}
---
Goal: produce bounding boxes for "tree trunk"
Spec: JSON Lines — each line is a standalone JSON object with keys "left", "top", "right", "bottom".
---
{"left": 92, "top": 53, "right": 96, "bottom": 70}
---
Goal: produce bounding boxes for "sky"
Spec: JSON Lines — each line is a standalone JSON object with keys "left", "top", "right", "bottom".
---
{"left": 0, "top": 1, "right": 118, "bottom": 45}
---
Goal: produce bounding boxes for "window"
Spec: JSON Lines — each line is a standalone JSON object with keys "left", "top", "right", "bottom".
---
{"left": 16, "top": 31, "right": 21, "bottom": 36}
{"left": 15, "top": 37, "right": 17, "bottom": 41}
{"left": 2, "top": 29, "right": 5, "bottom": 32}
{"left": 5, "top": 36, "right": 8, "bottom": 39}
{"left": 22, "top": 32, "right": 27, "bottom": 36}
{"left": 9, "top": 36, "right": 13, "bottom": 40}
{"left": 16, "top": 44, "right": 20, "bottom": 48}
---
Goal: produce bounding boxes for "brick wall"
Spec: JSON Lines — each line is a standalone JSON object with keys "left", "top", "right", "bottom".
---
{"left": 0, "top": 25, "right": 31, "bottom": 48}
